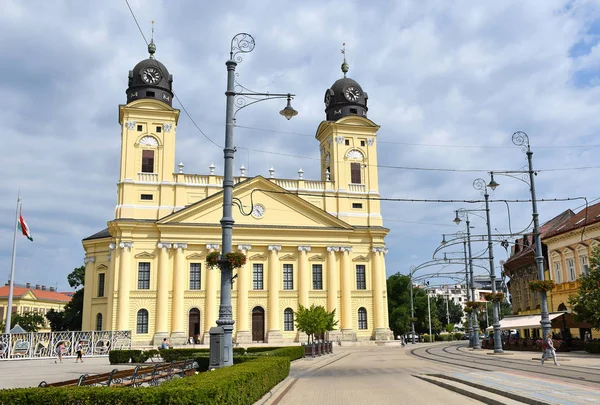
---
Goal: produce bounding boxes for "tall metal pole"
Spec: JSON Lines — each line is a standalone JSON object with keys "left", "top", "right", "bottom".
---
{"left": 466, "top": 217, "right": 481, "bottom": 349}
{"left": 410, "top": 273, "right": 415, "bottom": 344}
{"left": 479, "top": 181, "right": 503, "bottom": 353}
{"left": 5, "top": 196, "right": 21, "bottom": 334}
{"left": 446, "top": 295, "right": 450, "bottom": 326}
{"left": 427, "top": 290, "right": 432, "bottom": 342}
{"left": 525, "top": 140, "right": 551, "bottom": 340}
{"left": 463, "top": 240, "right": 473, "bottom": 347}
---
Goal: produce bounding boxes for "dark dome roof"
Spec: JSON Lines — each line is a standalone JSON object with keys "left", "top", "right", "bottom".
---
{"left": 324, "top": 66, "right": 368, "bottom": 121}
{"left": 126, "top": 42, "right": 174, "bottom": 106}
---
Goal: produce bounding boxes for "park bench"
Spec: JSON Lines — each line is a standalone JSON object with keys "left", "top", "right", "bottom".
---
{"left": 39, "top": 359, "right": 196, "bottom": 388}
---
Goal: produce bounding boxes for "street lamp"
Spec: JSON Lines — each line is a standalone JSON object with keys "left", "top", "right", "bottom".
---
{"left": 488, "top": 131, "right": 551, "bottom": 341}
{"left": 453, "top": 209, "right": 481, "bottom": 349}
{"left": 473, "top": 178, "right": 503, "bottom": 354}
{"left": 216, "top": 33, "right": 297, "bottom": 367}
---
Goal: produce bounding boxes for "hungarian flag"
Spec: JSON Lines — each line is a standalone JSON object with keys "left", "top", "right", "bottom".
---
{"left": 18, "top": 210, "right": 33, "bottom": 241}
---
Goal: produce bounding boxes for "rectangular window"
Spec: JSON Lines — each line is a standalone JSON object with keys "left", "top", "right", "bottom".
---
{"left": 253, "top": 264, "right": 263, "bottom": 290}
{"left": 567, "top": 258, "right": 576, "bottom": 281}
{"left": 345, "top": 139, "right": 350, "bottom": 145}
{"left": 553, "top": 262, "right": 562, "bottom": 284}
{"left": 141, "top": 150, "right": 154, "bottom": 173}
{"left": 190, "top": 263, "right": 201, "bottom": 290}
{"left": 356, "top": 265, "right": 366, "bottom": 290}
{"left": 352, "top": 203, "right": 363, "bottom": 209}
{"left": 146, "top": 91, "right": 155, "bottom": 97}
{"left": 360, "top": 140, "right": 365, "bottom": 146}
{"left": 156, "top": 126, "right": 162, "bottom": 133}
{"left": 140, "top": 194, "right": 153, "bottom": 201}
{"left": 579, "top": 255, "right": 589, "bottom": 275}
{"left": 284, "top": 309, "right": 294, "bottom": 331}
{"left": 312, "top": 264, "right": 323, "bottom": 290}
{"left": 138, "top": 262, "right": 150, "bottom": 289}
{"left": 137, "top": 125, "right": 143, "bottom": 132}
{"left": 98, "top": 273, "right": 105, "bottom": 297}
{"left": 283, "top": 264, "right": 294, "bottom": 290}
{"left": 350, "top": 163, "right": 361, "bottom": 184}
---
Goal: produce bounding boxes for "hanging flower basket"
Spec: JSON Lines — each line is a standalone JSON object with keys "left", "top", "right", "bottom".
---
{"left": 528, "top": 280, "right": 555, "bottom": 293}
{"left": 205, "top": 251, "right": 247, "bottom": 270}
{"left": 465, "top": 301, "right": 485, "bottom": 309}
{"left": 408, "top": 317, "right": 418, "bottom": 323}
{"left": 484, "top": 292, "right": 505, "bottom": 303}
{"left": 463, "top": 307, "right": 473, "bottom": 314}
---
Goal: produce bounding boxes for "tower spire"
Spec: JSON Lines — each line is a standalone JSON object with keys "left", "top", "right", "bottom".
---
{"left": 341, "top": 42, "right": 349, "bottom": 78}
{"left": 148, "top": 20, "right": 156, "bottom": 59}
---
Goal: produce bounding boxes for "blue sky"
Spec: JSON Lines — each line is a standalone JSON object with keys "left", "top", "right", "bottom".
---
{"left": 1, "top": 0, "right": 600, "bottom": 291}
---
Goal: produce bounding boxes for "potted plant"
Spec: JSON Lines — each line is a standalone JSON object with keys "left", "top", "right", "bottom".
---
{"left": 205, "top": 251, "right": 247, "bottom": 270}
{"left": 528, "top": 280, "right": 555, "bottom": 292}
{"left": 483, "top": 292, "right": 505, "bottom": 302}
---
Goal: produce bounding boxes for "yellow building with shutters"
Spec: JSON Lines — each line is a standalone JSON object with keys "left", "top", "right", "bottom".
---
{"left": 81, "top": 42, "right": 393, "bottom": 346}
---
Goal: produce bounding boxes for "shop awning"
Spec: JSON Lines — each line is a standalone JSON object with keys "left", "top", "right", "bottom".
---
{"left": 485, "top": 312, "right": 565, "bottom": 331}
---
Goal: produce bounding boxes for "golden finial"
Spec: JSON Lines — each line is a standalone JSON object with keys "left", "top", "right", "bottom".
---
{"left": 148, "top": 20, "right": 156, "bottom": 58}
{"left": 341, "top": 42, "right": 349, "bottom": 78}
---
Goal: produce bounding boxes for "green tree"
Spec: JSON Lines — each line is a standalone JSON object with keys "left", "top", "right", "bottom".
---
{"left": 386, "top": 273, "right": 436, "bottom": 336}
{"left": 569, "top": 247, "right": 600, "bottom": 330}
{"left": 433, "top": 295, "right": 464, "bottom": 326}
{"left": 294, "top": 304, "right": 337, "bottom": 343}
{"left": 0, "top": 312, "right": 46, "bottom": 332}
{"left": 45, "top": 265, "right": 84, "bottom": 331}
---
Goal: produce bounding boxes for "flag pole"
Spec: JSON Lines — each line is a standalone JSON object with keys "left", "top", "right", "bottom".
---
{"left": 4, "top": 193, "right": 21, "bottom": 334}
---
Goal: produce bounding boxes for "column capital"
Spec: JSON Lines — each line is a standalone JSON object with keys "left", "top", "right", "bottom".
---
{"left": 340, "top": 246, "right": 352, "bottom": 253}
{"left": 84, "top": 257, "right": 95, "bottom": 264}
{"left": 158, "top": 242, "right": 173, "bottom": 249}
{"left": 268, "top": 245, "right": 282, "bottom": 251}
{"left": 206, "top": 244, "right": 220, "bottom": 250}
{"left": 298, "top": 245, "right": 311, "bottom": 252}
{"left": 327, "top": 246, "right": 340, "bottom": 252}
{"left": 119, "top": 241, "right": 134, "bottom": 249}
{"left": 238, "top": 244, "right": 252, "bottom": 251}
{"left": 372, "top": 246, "right": 388, "bottom": 254}
{"left": 108, "top": 243, "right": 116, "bottom": 250}
{"left": 173, "top": 243, "right": 188, "bottom": 250}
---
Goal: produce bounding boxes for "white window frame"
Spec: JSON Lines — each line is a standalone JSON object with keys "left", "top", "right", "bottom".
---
{"left": 553, "top": 261, "right": 562, "bottom": 284}
{"left": 579, "top": 254, "right": 589, "bottom": 275}
{"left": 566, "top": 257, "right": 576, "bottom": 281}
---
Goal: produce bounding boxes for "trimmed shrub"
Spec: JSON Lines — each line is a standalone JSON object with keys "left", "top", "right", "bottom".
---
{"left": 453, "top": 333, "right": 464, "bottom": 341}
{"left": 131, "top": 350, "right": 152, "bottom": 364}
{"left": 584, "top": 341, "right": 600, "bottom": 354}
{"left": 108, "top": 350, "right": 132, "bottom": 364}
{"left": 246, "top": 346, "right": 287, "bottom": 353}
{"left": 160, "top": 348, "right": 209, "bottom": 362}
{"left": 252, "top": 346, "right": 304, "bottom": 361}
{"left": 233, "top": 347, "right": 247, "bottom": 356}
{"left": 0, "top": 356, "right": 290, "bottom": 405}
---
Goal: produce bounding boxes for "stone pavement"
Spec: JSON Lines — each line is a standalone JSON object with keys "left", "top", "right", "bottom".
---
{"left": 0, "top": 356, "right": 136, "bottom": 389}
{"left": 257, "top": 345, "right": 485, "bottom": 405}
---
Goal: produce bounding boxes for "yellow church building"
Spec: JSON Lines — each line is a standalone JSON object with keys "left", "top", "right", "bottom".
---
{"left": 81, "top": 41, "right": 393, "bottom": 345}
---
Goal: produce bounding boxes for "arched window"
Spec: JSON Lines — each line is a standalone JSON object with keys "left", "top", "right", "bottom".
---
{"left": 284, "top": 308, "right": 294, "bottom": 331}
{"left": 136, "top": 309, "right": 149, "bottom": 334}
{"left": 96, "top": 313, "right": 103, "bottom": 331}
{"left": 358, "top": 307, "right": 367, "bottom": 330}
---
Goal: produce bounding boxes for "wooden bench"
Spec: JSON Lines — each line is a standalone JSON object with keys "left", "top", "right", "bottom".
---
{"left": 39, "top": 359, "right": 196, "bottom": 388}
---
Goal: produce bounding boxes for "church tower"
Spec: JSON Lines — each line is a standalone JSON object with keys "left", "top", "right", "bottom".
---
{"left": 315, "top": 54, "right": 383, "bottom": 227}
{"left": 116, "top": 39, "right": 180, "bottom": 220}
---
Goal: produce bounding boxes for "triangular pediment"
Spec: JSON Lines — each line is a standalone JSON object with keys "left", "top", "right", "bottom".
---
{"left": 353, "top": 255, "right": 370, "bottom": 262}
{"left": 249, "top": 253, "right": 267, "bottom": 260}
{"left": 22, "top": 291, "right": 37, "bottom": 300}
{"left": 187, "top": 253, "right": 205, "bottom": 260}
{"left": 158, "top": 176, "right": 353, "bottom": 231}
{"left": 96, "top": 264, "right": 108, "bottom": 270}
{"left": 309, "top": 254, "right": 324, "bottom": 261}
{"left": 134, "top": 252, "right": 155, "bottom": 259}
{"left": 279, "top": 254, "right": 296, "bottom": 261}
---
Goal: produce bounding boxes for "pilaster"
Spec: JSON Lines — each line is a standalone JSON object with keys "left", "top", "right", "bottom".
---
{"left": 116, "top": 242, "right": 134, "bottom": 331}
{"left": 82, "top": 256, "right": 95, "bottom": 331}
{"left": 340, "top": 246, "right": 356, "bottom": 341}
{"left": 267, "top": 245, "right": 284, "bottom": 343}
{"left": 203, "top": 244, "right": 219, "bottom": 344}
{"left": 154, "top": 242, "right": 172, "bottom": 345}
{"left": 236, "top": 244, "right": 252, "bottom": 344}
{"left": 298, "top": 246, "right": 311, "bottom": 308}
{"left": 105, "top": 243, "right": 116, "bottom": 330}
{"left": 171, "top": 242, "right": 187, "bottom": 344}
{"left": 371, "top": 247, "right": 393, "bottom": 340}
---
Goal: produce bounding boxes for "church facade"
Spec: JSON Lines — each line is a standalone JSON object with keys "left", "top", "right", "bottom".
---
{"left": 81, "top": 41, "right": 393, "bottom": 345}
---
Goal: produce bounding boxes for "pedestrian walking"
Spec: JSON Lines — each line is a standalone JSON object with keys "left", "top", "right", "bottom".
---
{"left": 541, "top": 335, "right": 559, "bottom": 366}
{"left": 55, "top": 342, "right": 64, "bottom": 364}
{"left": 75, "top": 341, "right": 84, "bottom": 363}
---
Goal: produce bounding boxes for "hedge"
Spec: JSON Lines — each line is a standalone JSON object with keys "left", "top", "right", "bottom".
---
{"left": 158, "top": 347, "right": 246, "bottom": 362}
{"left": 584, "top": 341, "right": 600, "bottom": 354}
{"left": 0, "top": 356, "right": 290, "bottom": 405}
{"left": 109, "top": 349, "right": 159, "bottom": 364}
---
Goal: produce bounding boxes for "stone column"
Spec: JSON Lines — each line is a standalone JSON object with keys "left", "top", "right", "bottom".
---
{"left": 82, "top": 257, "right": 95, "bottom": 331}
{"left": 326, "top": 246, "right": 339, "bottom": 327}
{"left": 170, "top": 243, "right": 187, "bottom": 344}
{"left": 154, "top": 242, "right": 171, "bottom": 345}
{"left": 298, "top": 246, "right": 311, "bottom": 308}
{"left": 116, "top": 242, "right": 133, "bottom": 331}
{"left": 267, "top": 245, "right": 284, "bottom": 343}
{"left": 203, "top": 244, "right": 219, "bottom": 343}
{"left": 340, "top": 246, "right": 356, "bottom": 341}
{"left": 236, "top": 244, "right": 252, "bottom": 344}
{"left": 371, "top": 247, "right": 392, "bottom": 340}
{"left": 105, "top": 243, "right": 116, "bottom": 331}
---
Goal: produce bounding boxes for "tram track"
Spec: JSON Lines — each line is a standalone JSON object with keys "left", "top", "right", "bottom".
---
{"left": 409, "top": 342, "right": 600, "bottom": 386}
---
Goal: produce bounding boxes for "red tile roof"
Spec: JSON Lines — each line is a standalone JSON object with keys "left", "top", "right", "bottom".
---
{"left": 543, "top": 202, "right": 600, "bottom": 239}
{"left": 0, "top": 286, "right": 72, "bottom": 303}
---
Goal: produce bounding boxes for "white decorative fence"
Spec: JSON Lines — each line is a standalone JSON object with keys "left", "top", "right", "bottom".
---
{"left": 0, "top": 330, "right": 131, "bottom": 360}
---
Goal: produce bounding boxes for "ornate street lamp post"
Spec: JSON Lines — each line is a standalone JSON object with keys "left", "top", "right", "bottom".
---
{"left": 473, "top": 178, "right": 503, "bottom": 353}
{"left": 488, "top": 131, "right": 551, "bottom": 341}
{"left": 217, "top": 33, "right": 297, "bottom": 367}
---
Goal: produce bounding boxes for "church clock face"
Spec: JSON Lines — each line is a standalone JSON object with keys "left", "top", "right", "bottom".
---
{"left": 324, "top": 90, "right": 333, "bottom": 107}
{"left": 141, "top": 67, "right": 161, "bottom": 84}
{"left": 251, "top": 204, "right": 265, "bottom": 219}
{"left": 344, "top": 85, "right": 361, "bottom": 102}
